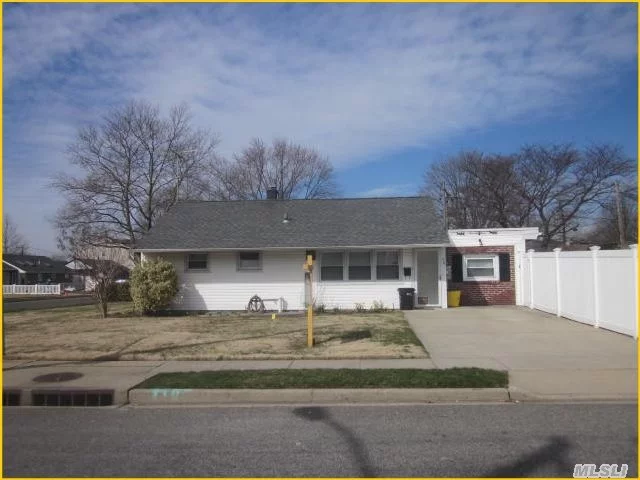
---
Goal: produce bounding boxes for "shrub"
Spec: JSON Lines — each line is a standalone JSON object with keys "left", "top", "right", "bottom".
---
{"left": 332, "top": 306, "right": 342, "bottom": 314}
{"left": 370, "top": 300, "right": 387, "bottom": 312}
{"left": 314, "top": 303, "right": 326, "bottom": 313}
{"left": 130, "top": 259, "right": 179, "bottom": 314}
{"left": 108, "top": 282, "right": 131, "bottom": 302}
{"left": 354, "top": 302, "right": 367, "bottom": 312}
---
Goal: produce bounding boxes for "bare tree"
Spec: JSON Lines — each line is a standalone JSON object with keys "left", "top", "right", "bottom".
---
{"left": 421, "top": 151, "right": 483, "bottom": 228}
{"left": 207, "top": 138, "right": 338, "bottom": 200}
{"left": 421, "top": 151, "right": 530, "bottom": 229}
{"left": 3, "top": 215, "right": 30, "bottom": 254}
{"left": 53, "top": 100, "right": 219, "bottom": 255}
{"left": 63, "top": 232, "right": 126, "bottom": 318}
{"left": 583, "top": 175, "right": 638, "bottom": 248}
{"left": 517, "top": 144, "right": 633, "bottom": 248}
{"left": 422, "top": 143, "right": 633, "bottom": 246}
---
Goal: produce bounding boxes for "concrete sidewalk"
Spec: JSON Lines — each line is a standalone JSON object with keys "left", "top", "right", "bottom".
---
{"left": 404, "top": 306, "right": 638, "bottom": 401}
{"left": 4, "top": 358, "right": 443, "bottom": 406}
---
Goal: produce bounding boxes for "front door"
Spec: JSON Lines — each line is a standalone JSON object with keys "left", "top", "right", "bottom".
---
{"left": 417, "top": 250, "right": 439, "bottom": 305}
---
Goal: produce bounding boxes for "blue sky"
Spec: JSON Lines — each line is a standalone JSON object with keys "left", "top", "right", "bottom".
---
{"left": 3, "top": 3, "right": 638, "bottom": 256}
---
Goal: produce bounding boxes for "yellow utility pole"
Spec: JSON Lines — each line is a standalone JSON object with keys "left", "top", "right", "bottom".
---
{"left": 303, "top": 254, "right": 314, "bottom": 347}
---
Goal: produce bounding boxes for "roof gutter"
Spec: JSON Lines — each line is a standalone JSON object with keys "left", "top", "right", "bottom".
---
{"left": 135, "top": 243, "right": 452, "bottom": 253}
{"left": 2, "top": 260, "right": 27, "bottom": 273}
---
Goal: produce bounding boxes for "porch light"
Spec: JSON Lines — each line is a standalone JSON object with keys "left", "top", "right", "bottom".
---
{"left": 283, "top": 212, "right": 290, "bottom": 224}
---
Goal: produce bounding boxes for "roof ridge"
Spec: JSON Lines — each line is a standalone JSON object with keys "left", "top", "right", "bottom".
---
{"left": 177, "top": 195, "right": 427, "bottom": 204}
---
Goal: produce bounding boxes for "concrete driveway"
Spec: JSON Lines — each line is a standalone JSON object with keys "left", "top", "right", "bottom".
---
{"left": 405, "top": 306, "right": 637, "bottom": 400}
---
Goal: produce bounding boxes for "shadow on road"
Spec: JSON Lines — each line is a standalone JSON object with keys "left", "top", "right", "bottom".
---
{"left": 293, "top": 406, "right": 375, "bottom": 477}
{"left": 485, "top": 435, "right": 571, "bottom": 477}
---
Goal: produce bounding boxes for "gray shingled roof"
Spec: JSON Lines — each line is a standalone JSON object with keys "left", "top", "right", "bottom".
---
{"left": 2, "top": 254, "right": 68, "bottom": 274}
{"left": 137, "top": 197, "right": 448, "bottom": 250}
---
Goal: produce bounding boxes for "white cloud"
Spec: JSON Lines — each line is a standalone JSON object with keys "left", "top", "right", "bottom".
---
{"left": 2, "top": 3, "right": 636, "bottom": 252}
{"left": 5, "top": 4, "right": 636, "bottom": 163}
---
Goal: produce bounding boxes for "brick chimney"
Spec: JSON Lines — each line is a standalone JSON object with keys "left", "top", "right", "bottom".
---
{"left": 266, "top": 187, "right": 278, "bottom": 200}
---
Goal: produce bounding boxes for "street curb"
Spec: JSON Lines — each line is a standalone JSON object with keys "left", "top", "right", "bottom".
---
{"left": 128, "top": 387, "right": 511, "bottom": 405}
{"left": 508, "top": 387, "right": 638, "bottom": 403}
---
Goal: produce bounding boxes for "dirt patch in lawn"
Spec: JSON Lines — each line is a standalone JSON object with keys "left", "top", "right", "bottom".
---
{"left": 4, "top": 303, "right": 428, "bottom": 361}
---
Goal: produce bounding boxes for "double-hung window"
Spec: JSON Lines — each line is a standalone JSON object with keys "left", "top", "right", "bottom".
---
{"left": 463, "top": 255, "right": 499, "bottom": 281}
{"left": 187, "top": 253, "right": 208, "bottom": 271}
{"left": 376, "top": 251, "right": 399, "bottom": 280}
{"left": 348, "top": 251, "right": 371, "bottom": 280}
{"left": 237, "top": 252, "right": 262, "bottom": 271}
{"left": 321, "top": 252, "right": 344, "bottom": 281}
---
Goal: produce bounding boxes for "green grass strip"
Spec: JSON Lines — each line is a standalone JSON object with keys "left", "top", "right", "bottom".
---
{"left": 136, "top": 368, "right": 508, "bottom": 389}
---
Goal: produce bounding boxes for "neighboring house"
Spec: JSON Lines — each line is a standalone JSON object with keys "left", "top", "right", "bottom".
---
{"left": 76, "top": 241, "right": 136, "bottom": 270}
{"left": 65, "top": 259, "right": 130, "bottom": 291}
{"left": 136, "top": 194, "right": 539, "bottom": 310}
{"left": 2, "top": 254, "right": 70, "bottom": 285}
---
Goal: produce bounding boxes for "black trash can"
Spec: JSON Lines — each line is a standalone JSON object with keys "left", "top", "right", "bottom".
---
{"left": 398, "top": 288, "right": 415, "bottom": 310}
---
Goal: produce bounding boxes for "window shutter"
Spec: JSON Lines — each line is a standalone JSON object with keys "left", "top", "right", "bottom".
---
{"left": 499, "top": 253, "right": 510, "bottom": 281}
{"left": 451, "top": 254, "right": 463, "bottom": 282}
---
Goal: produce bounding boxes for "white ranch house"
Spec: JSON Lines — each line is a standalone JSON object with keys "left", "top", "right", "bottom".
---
{"left": 137, "top": 194, "right": 539, "bottom": 311}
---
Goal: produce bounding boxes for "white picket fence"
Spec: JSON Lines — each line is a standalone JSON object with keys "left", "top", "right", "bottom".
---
{"left": 520, "top": 245, "right": 638, "bottom": 338}
{"left": 3, "top": 284, "right": 61, "bottom": 295}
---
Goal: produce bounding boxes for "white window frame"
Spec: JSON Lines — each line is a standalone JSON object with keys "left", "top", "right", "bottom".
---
{"left": 237, "top": 251, "right": 262, "bottom": 271}
{"left": 375, "top": 250, "right": 400, "bottom": 281}
{"left": 463, "top": 254, "right": 499, "bottom": 282}
{"left": 318, "top": 249, "right": 402, "bottom": 282}
{"left": 320, "top": 251, "right": 345, "bottom": 281}
{"left": 347, "top": 250, "right": 372, "bottom": 281}
{"left": 186, "top": 253, "right": 209, "bottom": 272}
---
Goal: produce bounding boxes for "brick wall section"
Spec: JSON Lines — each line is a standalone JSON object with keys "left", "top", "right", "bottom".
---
{"left": 446, "top": 246, "right": 515, "bottom": 306}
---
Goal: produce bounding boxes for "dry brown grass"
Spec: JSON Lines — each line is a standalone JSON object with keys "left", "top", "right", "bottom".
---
{"left": 4, "top": 303, "right": 428, "bottom": 361}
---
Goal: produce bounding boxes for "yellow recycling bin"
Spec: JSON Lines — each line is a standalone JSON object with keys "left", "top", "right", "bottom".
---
{"left": 447, "top": 290, "right": 461, "bottom": 307}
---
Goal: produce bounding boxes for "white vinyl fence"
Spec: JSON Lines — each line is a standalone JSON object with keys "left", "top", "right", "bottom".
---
{"left": 521, "top": 245, "right": 638, "bottom": 338}
{"left": 3, "top": 284, "right": 61, "bottom": 295}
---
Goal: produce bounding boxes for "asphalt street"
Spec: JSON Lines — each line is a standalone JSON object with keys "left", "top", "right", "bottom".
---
{"left": 3, "top": 403, "right": 637, "bottom": 477}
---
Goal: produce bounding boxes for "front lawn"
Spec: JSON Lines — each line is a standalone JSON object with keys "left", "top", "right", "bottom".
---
{"left": 136, "top": 368, "right": 508, "bottom": 389}
{"left": 2, "top": 293, "right": 89, "bottom": 303}
{"left": 4, "top": 303, "right": 427, "bottom": 361}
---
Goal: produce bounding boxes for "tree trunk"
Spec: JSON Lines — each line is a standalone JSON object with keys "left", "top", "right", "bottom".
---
{"left": 100, "top": 298, "right": 108, "bottom": 318}
{"left": 95, "top": 282, "right": 109, "bottom": 318}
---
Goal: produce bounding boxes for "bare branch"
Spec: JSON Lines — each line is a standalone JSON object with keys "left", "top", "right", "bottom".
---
{"left": 206, "top": 138, "right": 338, "bottom": 200}
{"left": 53, "top": 100, "right": 220, "bottom": 255}
{"left": 3, "top": 215, "right": 30, "bottom": 254}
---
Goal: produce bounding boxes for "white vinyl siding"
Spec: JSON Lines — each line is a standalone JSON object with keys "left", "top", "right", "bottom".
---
{"left": 147, "top": 250, "right": 306, "bottom": 311}
{"left": 141, "top": 247, "right": 446, "bottom": 311}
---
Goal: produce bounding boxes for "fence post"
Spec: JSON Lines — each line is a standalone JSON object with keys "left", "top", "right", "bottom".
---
{"left": 590, "top": 246, "right": 601, "bottom": 328}
{"left": 630, "top": 244, "right": 638, "bottom": 339}
{"left": 527, "top": 249, "right": 535, "bottom": 309}
{"left": 553, "top": 248, "right": 562, "bottom": 317}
